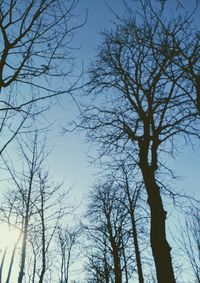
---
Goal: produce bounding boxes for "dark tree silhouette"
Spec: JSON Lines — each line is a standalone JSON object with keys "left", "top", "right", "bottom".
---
{"left": 118, "top": 170, "right": 145, "bottom": 283}
{"left": 57, "top": 225, "right": 81, "bottom": 283}
{"left": 85, "top": 181, "right": 133, "bottom": 283}
{"left": 74, "top": 2, "right": 200, "bottom": 282}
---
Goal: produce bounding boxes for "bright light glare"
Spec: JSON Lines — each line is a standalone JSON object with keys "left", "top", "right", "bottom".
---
{"left": 0, "top": 223, "right": 21, "bottom": 253}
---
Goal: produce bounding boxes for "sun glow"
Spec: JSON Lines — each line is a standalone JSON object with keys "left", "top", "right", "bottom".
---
{"left": 0, "top": 223, "right": 21, "bottom": 253}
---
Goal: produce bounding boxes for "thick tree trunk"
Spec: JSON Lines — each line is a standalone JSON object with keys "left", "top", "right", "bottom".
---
{"left": 112, "top": 248, "right": 122, "bottom": 283}
{"left": 140, "top": 163, "right": 176, "bottom": 283}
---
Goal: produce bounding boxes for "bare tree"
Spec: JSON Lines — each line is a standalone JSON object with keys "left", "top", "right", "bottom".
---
{"left": 0, "top": 0, "right": 82, "bottom": 94}
{"left": 36, "top": 172, "right": 65, "bottom": 283}
{"left": 0, "top": 132, "right": 46, "bottom": 283}
{"left": 0, "top": 0, "right": 83, "bottom": 157}
{"left": 85, "top": 181, "right": 134, "bottom": 283}
{"left": 117, "top": 169, "right": 146, "bottom": 283}
{"left": 17, "top": 133, "right": 44, "bottom": 283}
{"left": 85, "top": 241, "right": 112, "bottom": 283}
{"left": 0, "top": 131, "right": 69, "bottom": 282}
{"left": 73, "top": 2, "right": 200, "bottom": 282}
{"left": 57, "top": 225, "right": 81, "bottom": 283}
{"left": 178, "top": 204, "right": 200, "bottom": 282}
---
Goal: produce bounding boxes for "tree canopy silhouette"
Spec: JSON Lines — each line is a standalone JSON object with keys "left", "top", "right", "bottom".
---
{"left": 74, "top": 2, "right": 200, "bottom": 282}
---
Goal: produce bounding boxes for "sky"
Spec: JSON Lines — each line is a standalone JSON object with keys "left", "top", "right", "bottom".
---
{"left": 45, "top": 0, "right": 138, "bottom": 204}
{"left": 46, "top": 0, "right": 200, "bottom": 205}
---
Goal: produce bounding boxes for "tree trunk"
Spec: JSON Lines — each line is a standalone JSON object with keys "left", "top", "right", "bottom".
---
{"left": 18, "top": 231, "right": 27, "bottom": 283}
{"left": 39, "top": 196, "right": 46, "bottom": 283}
{"left": 130, "top": 210, "right": 144, "bottom": 283}
{"left": 113, "top": 248, "right": 122, "bottom": 283}
{"left": 140, "top": 162, "right": 176, "bottom": 283}
{"left": 18, "top": 168, "right": 34, "bottom": 283}
{"left": 0, "top": 249, "right": 6, "bottom": 283}
{"left": 65, "top": 249, "right": 71, "bottom": 283}
{"left": 6, "top": 243, "right": 18, "bottom": 283}
{"left": 104, "top": 259, "right": 110, "bottom": 283}
{"left": 125, "top": 185, "right": 144, "bottom": 283}
{"left": 32, "top": 256, "right": 36, "bottom": 283}
{"left": 122, "top": 238, "right": 128, "bottom": 283}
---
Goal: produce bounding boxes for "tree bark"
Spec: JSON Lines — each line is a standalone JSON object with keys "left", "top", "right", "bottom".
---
{"left": 112, "top": 247, "right": 122, "bottom": 283}
{"left": 140, "top": 156, "right": 176, "bottom": 283}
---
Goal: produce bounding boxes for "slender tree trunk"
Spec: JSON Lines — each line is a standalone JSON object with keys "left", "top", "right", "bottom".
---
{"left": 140, "top": 158, "right": 176, "bottom": 283}
{"left": 18, "top": 199, "right": 32, "bottom": 283}
{"left": 18, "top": 228, "right": 28, "bottom": 283}
{"left": 32, "top": 255, "right": 36, "bottom": 283}
{"left": 18, "top": 168, "right": 34, "bottom": 283}
{"left": 39, "top": 190, "right": 46, "bottom": 283}
{"left": 0, "top": 249, "right": 6, "bottom": 283}
{"left": 60, "top": 254, "right": 64, "bottom": 283}
{"left": 65, "top": 249, "right": 71, "bottom": 283}
{"left": 125, "top": 184, "right": 144, "bottom": 283}
{"left": 104, "top": 259, "right": 110, "bottom": 283}
{"left": 130, "top": 210, "right": 144, "bottom": 283}
{"left": 122, "top": 238, "right": 129, "bottom": 283}
{"left": 6, "top": 242, "right": 18, "bottom": 283}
